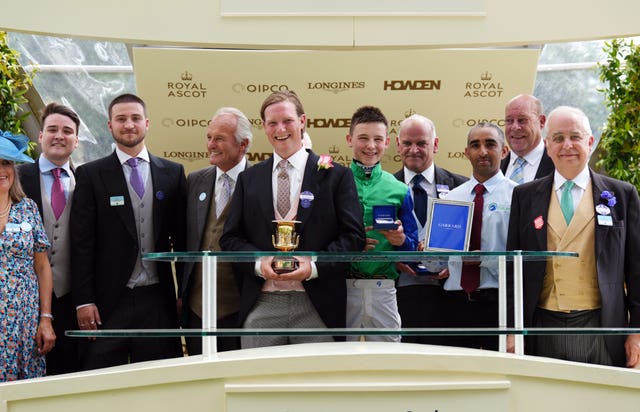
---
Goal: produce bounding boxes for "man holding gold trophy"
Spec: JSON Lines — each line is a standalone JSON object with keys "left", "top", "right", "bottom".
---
{"left": 220, "top": 90, "right": 365, "bottom": 349}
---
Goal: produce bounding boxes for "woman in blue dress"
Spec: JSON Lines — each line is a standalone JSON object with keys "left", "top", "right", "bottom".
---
{"left": 0, "top": 131, "right": 55, "bottom": 381}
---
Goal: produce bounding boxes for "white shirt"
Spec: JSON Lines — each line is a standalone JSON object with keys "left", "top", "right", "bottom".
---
{"left": 272, "top": 147, "right": 308, "bottom": 219}
{"left": 403, "top": 164, "right": 437, "bottom": 198}
{"left": 443, "top": 171, "right": 517, "bottom": 291}
{"left": 215, "top": 157, "right": 247, "bottom": 208}
{"left": 505, "top": 139, "right": 545, "bottom": 183}
{"left": 553, "top": 166, "right": 590, "bottom": 214}
{"left": 115, "top": 146, "right": 151, "bottom": 187}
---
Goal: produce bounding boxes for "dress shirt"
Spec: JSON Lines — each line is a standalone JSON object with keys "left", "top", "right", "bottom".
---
{"left": 505, "top": 139, "right": 545, "bottom": 184}
{"left": 115, "top": 146, "right": 151, "bottom": 187}
{"left": 271, "top": 147, "right": 308, "bottom": 216}
{"left": 553, "top": 166, "right": 590, "bottom": 215}
{"left": 215, "top": 157, "right": 246, "bottom": 209}
{"left": 403, "top": 164, "right": 437, "bottom": 199}
{"left": 444, "top": 171, "right": 517, "bottom": 291}
{"left": 38, "top": 155, "right": 73, "bottom": 201}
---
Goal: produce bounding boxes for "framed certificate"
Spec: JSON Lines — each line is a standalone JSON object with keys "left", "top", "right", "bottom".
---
{"left": 425, "top": 198, "right": 474, "bottom": 251}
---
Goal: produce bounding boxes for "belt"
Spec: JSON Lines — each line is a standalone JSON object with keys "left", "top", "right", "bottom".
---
{"left": 349, "top": 271, "right": 389, "bottom": 280}
{"left": 446, "top": 288, "right": 498, "bottom": 303}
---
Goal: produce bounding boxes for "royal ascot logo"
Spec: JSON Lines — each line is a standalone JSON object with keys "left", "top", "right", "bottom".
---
{"left": 463, "top": 71, "right": 504, "bottom": 98}
{"left": 306, "top": 118, "right": 351, "bottom": 128}
{"left": 167, "top": 71, "right": 208, "bottom": 98}
{"left": 383, "top": 79, "right": 441, "bottom": 91}
{"left": 328, "top": 145, "right": 340, "bottom": 154}
{"left": 307, "top": 81, "right": 366, "bottom": 94}
{"left": 232, "top": 83, "right": 291, "bottom": 93}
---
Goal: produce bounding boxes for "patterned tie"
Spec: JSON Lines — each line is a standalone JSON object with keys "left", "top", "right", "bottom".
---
{"left": 216, "top": 173, "right": 232, "bottom": 218}
{"left": 461, "top": 183, "right": 485, "bottom": 293}
{"left": 411, "top": 174, "right": 428, "bottom": 226}
{"left": 127, "top": 157, "right": 145, "bottom": 199}
{"left": 560, "top": 180, "right": 575, "bottom": 224}
{"left": 509, "top": 157, "right": 526, "bottom": 184}
{"left": 51, "top": 168, "right": 66, "bottom": 220}
{"left": 276, "top": 159, "right": 290, "bottom": 218}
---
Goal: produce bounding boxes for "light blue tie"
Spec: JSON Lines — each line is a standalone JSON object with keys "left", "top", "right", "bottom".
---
{"left": 560, "top": 180, "right": 575, "bottom": 224}
{"left": 509, "top": 157, "right": 526, "bottom": 184}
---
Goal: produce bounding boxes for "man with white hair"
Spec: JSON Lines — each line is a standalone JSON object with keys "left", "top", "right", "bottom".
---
{"left": 507, "top": 105, "right": 640, "bottom": 367}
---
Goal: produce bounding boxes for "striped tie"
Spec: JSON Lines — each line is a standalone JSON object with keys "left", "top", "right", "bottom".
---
{"left": 509, "top": 157, "right": 526, "bottom": 184}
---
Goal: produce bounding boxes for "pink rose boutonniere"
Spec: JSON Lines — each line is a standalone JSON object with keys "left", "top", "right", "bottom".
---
{"left": 317, "top": 154, "right": 334, "bottom": 171}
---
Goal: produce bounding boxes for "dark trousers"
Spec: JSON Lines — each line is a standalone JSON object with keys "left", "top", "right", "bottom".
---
{"left": 46, "top": 292, "right": 81, "bottom": 375}
{"left": 531, "top": 308, "right": 613, "bottom": 366}
{"left": 185, "top": 309, "right": 240, "bottom": 355}
{"left": 397, "top": 284, "right": 448, "bottom": 345}
{"left": 441, "top": 289, "right": 499, "bottom": 350}
{"left": 80, "top": 284, "right": 181, "bottom": 371}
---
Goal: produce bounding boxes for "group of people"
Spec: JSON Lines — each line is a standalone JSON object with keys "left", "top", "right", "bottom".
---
{"left": 1, "top": 90, "right": 639, "bottom": 383}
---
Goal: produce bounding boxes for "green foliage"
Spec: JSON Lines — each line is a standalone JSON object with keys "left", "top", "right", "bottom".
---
{"left": 598, "top": 39, "right": 640, "bottom": 191}
{"left": 0, "top": 31, "right": 37, "bottom": 158}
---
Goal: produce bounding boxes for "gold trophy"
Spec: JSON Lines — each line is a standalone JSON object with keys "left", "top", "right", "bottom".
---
{"left": 271, "top": 220, "right": 301, "bottom": 274}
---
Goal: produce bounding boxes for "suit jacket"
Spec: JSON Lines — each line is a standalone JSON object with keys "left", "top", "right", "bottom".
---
{"left": 393, "top": 165, "right": 468, "bottom": 193}
{"left": 70, "top": 151, "right": 186, "bottom": 324}
{"left": 500, "top": 148, "right": 554, "bottom": 181}
{"left": 220, "top": 150, "right": 365, "bottom": 330}
{"left": 17, "top": 160, "right": 75, "bottom": 219}
{"left": 506, "top": 170, "right": 640, "bottom": 366}
{"left": 182, "top": 160, "right": 250, "bottom": 299}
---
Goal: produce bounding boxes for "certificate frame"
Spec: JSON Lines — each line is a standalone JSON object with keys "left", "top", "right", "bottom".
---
{"left": 425, "top": 198, "right": 474, "bottom": 251}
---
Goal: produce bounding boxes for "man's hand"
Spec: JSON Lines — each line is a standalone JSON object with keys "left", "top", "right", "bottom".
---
{"left": 76, "top": 304, "right": 102, "bottom": 340}
{"left": 625, "top": 333, "right": 640, "bottom": 368}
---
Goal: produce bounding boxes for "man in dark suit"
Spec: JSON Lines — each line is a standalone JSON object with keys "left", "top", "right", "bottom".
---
{"left": 393, "top": 114, "right": 467, "bottom": 344}
{"left": 220, "top": 90, "right": 365, "bottom": 348}
{"left": 71, "top": 93, "right": 186, "bottom": 370}
{"left": 501, "top": 94, "right": 554, "bottom": 183}
{"left": 18, "top": 102, "right": 80, "bottom": 374}
{"left": 507, "top": 105, "right": 640, "bottom": 367}
{"left": 182, "top": 107, "right": 251, "bottom": 354}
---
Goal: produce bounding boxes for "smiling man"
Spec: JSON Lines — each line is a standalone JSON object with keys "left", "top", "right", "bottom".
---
{"left": 507, "top": 106, "right": 640, "bottom": 367}
{"left": 443, "top": 122, "right": 515, "bottom": 350}
{"left": 502, "top": 94, "right": 554, "bottom": 183}
{"left": 18, "top": 102, "right": 80, "bottom": 374}
{"left": 71, "top": 93, "right": 186, "bottom": 370}
{"left": 220, "top": 90, "right": 364, "bottom": 349}
{"left": 182, "top": 107, "right": 252, "bottom": 354}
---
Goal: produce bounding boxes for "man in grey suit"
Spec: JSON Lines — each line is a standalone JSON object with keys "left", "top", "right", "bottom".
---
{"left": 507, "top": 106, "right": 640, "bottom": 367}
{"left": 18, "top": 102, "right": 80, "bottom": 374}
{"left": 501, "top": 94, "right": 554, "bottom": 183}
{"left": 71, "top": 93, "right": 186, "bottom": 370}
{"left": 181, "top": 107, "right": 252, "bottom": 354}
{"left": 393, "top": 114, "right": 467, "bottom": 345}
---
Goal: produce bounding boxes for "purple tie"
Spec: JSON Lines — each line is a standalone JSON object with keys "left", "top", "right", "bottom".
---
{"left": 127, "top": 157, "right": 145, "bottom": 199}
{"left": 51, "top": 168, "right": 66, "bottom": 220}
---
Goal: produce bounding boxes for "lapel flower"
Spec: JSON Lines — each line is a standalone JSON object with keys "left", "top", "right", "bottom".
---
{"left": 317, "top": 154, "right": 334, "bottom": 171}
{"left": 600, "top": 190, "right": 617, "bottom": 207}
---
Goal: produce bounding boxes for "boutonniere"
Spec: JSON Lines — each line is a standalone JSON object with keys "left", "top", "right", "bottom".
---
{"left": 317, "top": 154, "right": 334, "bottom": 171}
{"left": 600, "top": 190, "right": 617, "bottom": 207}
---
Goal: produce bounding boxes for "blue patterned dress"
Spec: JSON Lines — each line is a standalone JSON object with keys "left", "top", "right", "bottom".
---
{"left": 0, "top": 198, "right": 50, "bottom": 381}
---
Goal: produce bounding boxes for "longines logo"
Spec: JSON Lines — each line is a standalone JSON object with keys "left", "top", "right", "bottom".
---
{"left": 306, "top": 118, "right": 351, "bottom": 128}
{"left": 232, "top": 83, "right": 291, "bottom": 93}
{"left": 307, "top": 81, "right": 366, "bottom": 94}
{"left": 167, "top": 71, "right": 208, "bottom": 98}
{"left": 383, "top": 79, "right": 441, "bottom": 91}
{"left": 162, "top": 151, "right": 209, "bottom": 162}
{"left": 463, "top": 71, "right": 504, "bottom": 98}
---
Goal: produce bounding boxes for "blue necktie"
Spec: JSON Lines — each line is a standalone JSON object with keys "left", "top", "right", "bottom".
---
{"left": 411, "top": 174, "right": 428, "bottom": 227}
{"left": 509, "top": 157, "right": 526, "bottom": 184}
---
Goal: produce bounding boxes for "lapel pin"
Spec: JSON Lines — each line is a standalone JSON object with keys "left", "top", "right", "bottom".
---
{"left": 534, "top": 215, "right": 544, "bottom": 230}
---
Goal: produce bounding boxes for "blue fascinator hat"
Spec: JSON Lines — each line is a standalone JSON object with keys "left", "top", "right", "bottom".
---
{"left": 0, "top": 130, "right": 35, "bottom": 163}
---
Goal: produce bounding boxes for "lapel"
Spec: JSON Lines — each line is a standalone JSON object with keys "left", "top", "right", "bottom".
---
{"left": 258, "top": 157, "right": 276, "bottom": 222}
{"left": 296, "top": 151, "right": 320, "bottom": 235}
{"left": 531, "top": 174, "right": 554, "bottom": 250}
{"left": 195, "top": 167, "right": 216, "bottom": 243}
{"left": 19, "top": 162, "right": 44, "bottom": 212}
{"left": 101, "top": 152, "right": 137, "bottom": 241}
{"left": 590, "top": 170, "right": 613, "bottom": 264}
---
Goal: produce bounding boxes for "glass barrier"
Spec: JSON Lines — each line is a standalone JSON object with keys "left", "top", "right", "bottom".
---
{"left": 67, "top": 251, "right": 581, "bottom": 357}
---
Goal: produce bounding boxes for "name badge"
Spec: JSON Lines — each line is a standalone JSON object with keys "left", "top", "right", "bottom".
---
{"left": 5, "top": 223, "right": 20, "bottom": 232}
{"left": 110, "top": 196, "right": 125, "bottom": 207}
{"left": 597, "top": 215, "right": 613, "bottom": 226}
{"left": 20, "top": 222, "right": 32, "bottom": 232}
